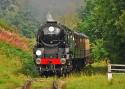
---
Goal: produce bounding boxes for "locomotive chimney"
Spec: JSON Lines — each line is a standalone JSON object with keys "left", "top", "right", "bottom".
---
{"left": 46, "top": 12, "right": 57, "bottom": 23}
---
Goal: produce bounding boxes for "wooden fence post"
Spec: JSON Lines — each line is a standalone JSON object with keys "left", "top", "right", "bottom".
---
{"left": 108, "top": 64, "right": 112, "bottom": 81}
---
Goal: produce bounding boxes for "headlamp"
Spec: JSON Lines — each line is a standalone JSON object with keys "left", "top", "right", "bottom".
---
{"left": 36, "top": 50, "right": 42, "bottom": 56}
{"left": 61, "top": 58, "right": 66, "bottom": 64}
{"left": 36, "top": 58, "right": 41, "bottom": 64}
{"left": 48, "top": 26, "right": 55, "bottom": 32}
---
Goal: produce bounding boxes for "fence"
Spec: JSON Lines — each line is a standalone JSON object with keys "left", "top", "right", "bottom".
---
{"left": 107, "top": 64, "right": 125, "bottom": 80}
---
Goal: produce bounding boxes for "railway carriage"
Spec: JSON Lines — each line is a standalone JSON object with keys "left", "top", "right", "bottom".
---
{"left": 33, "top": 15, "right": 90, "bottom": 76}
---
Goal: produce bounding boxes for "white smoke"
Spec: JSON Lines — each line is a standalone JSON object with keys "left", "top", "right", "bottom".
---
{"left": 27, "top": 0, "right": 85, "bottom": 22}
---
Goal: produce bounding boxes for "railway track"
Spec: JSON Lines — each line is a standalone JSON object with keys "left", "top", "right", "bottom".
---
{"left": 22, "top": 80, "right": 32, "bottom": 89}
{"left": 21, "top": 78, "right": 65, "bottom": 89}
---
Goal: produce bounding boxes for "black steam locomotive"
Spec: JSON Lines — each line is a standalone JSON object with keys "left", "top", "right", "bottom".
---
{"left": 33, "top": 15, "right": 90, "bottom": 76}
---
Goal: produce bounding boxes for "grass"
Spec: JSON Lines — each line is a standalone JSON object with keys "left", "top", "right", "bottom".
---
{"left": 0, "top": 41, "right": 54, "bottom": 89}
{"left": 31, "top": 78, "right": 54, "bottom": 89}
{"left": 65, "top": 62, "right": 125, "bottom": 89}
{"left": 65, "top": 74, "right": 125, "bottom": 89}
{"left": 0, "top": 41, "right": 37, "bottom": 89}
{"left": 66, "top": 74, "right": 125, "bottom": 89}
{"left": 1, "top": 38, "right": 125, "bottom": 89}
{"left": 0, "top": 47, "right": 27, "bottom": 88}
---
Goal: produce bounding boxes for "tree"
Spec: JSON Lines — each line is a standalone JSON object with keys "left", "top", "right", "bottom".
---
{"left": 0, "top": 0, "right": 39, "bottom": 38}
{"left": 78, "top": 0, "right": 125, "bottom": 63}
{"left": 91, "top": 39, "right": 108, "bottom": 61}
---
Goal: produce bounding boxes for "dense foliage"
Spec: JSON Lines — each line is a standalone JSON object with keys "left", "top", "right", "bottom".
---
{"left": 79, "top": 0, "right": 125, "bottom": 63}
{"left": 58, "top": 13, "right": 81, "bottom": 30}
{"left": 0, "top": 0, "right": 39, "bottom": 38}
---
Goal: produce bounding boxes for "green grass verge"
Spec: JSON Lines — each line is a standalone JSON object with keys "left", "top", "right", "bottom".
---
{"left": 65, "top": 62, "right": 125, "bottom": 89}
{"left": 66, "top": 74, "right": 125, "bottom": 89}
{"left": 0, "top": 41, "right": 39, "bottom": 89}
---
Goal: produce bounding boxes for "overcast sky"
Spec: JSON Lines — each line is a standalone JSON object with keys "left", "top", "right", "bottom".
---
{"left": 28, "top": 0, "right": 85, "bottom": 21}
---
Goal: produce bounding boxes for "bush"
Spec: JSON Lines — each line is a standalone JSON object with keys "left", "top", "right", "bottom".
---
{"left": 91, "top": 39, "right": 108, "bottom": 61}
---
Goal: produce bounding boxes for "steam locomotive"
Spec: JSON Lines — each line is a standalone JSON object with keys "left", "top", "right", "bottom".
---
{"left": 33, "top": 15, "right": 90, "bottom": 77}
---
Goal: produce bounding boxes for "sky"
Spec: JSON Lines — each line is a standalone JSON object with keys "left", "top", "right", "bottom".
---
{"left": 28, "top": 0, "right": 85, "bottom": 21}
